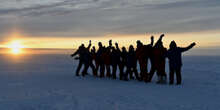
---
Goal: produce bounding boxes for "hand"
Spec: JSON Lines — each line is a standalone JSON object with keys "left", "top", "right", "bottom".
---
{"left": 160, "top": 34, "right": 165, "bottom": 38}
{"left": 151, "top": 36, "right": 154, "bottom": 40}
{"left": 191, "top": 42, "right": 196, "bottom": 46}
{"left": 89, "top": 40, "right": 91, "bottom": 44}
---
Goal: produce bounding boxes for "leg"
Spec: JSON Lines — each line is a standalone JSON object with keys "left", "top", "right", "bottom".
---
{"left": 100, "top": 64, "right": 105, "bottom": 78}
{"left": 139, "top": 60, "right": 146, "bottom": 81}
{"left": 125, "top": 68, "right": 131, "bottom": 81}
{"left": 143, "top": 58, "right": 149, "bottom": 81}
{"left": 176, "top": 67, "right": 182, "bottom": 85}
{"left": 106, "top": 65, "right": 111, "bottom": 78}
{"left": 130, "top": 68, "right": 134, "bottom": 80}
{"left": 169, "top": 68, "right": 175, "bottom": 84}
{"left": 156, "top": 70, "right": 162, "bottom": 84}
{"left": 133, "top": 68, "right": 140, "bottom": 81}
{"left": 119, "top": 64, "right": 124, "bottom": 80}
{"left": 112, "top": 65, "right": 117, "bottom": 79}
{"left": 148, "top": 66, "right": 156, "bottom": 82}
{"left": 96, "top": 64, "right": 100, "bottom": 76}
{"left": 82, "top": 63, "right": 89, "bottom": 77}
{"left": 161, "top": 67, "right": 167, "bottom": 84}
{"left": 90, "top": 62, "right": 97, "bottom": 77}
{"left": 75, "top": 60, "right": 83, "bottom": 76}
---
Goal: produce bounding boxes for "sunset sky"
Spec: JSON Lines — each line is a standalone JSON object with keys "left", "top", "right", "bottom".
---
{"left": 0, "top": 0, "right": 220, "bottom": 49}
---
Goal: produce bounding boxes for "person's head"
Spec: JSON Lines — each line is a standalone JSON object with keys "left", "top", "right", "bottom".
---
{"left": 92, "top": 46, "right": 96, "bottom": 51}
{"left": 79, "top": 44, "right": 85, "bottom": 51}
{"left": 129, "top": 45, "right": 134, "bottom": 52}
{"left": 98, "top": 42, "right": 102, "bottom": 47}
{"left": 103, "top": 46, "right": 107, "bottom": 52}
{"left": 155, "top": 41, "right": 163, "bottom": 48}
{"left": 136, "top": 40, "right": 143, "bottom": 48}
{"left": 169, "top": 41, "right": 177, "bottom": 49}
{"left": 122, "top": 46, "right": 126, "bottom": 52}
{"left": 79, "top": 44, "right": 85, "bottom": 49}
{"left": 112, "top": 47, "right": 116, "bottom": 52}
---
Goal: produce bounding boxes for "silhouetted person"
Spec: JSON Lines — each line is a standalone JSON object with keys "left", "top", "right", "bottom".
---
{"left": 125, "top": 45, "right": 140, "bottom": 81}
{"left": 71, "top": 44, "right": 85, "bottom": 76}
{"left": 110, "top": 43, "right": 122, "bottom": 79}
{"left": 120, "top": 47, "right": 128, "bottom": 80}
{"left": 103, "top": 47, "right": 111, "bottom": 78}
{"left": 96, "top": 42, "right": 106, "bottom": 77}
{"left": 91, "top": 46, "right": 98, "bottom": 76}
{"left": 115, "top": 44, "right": 127, "bottom": 80}
{"left": 136, "top": 36, "right": 154, "bottom": 81}
{"left": 103, "top": 40, "right": 113, "bottom": 78}
{"left": 148, "top": 34, "right": 167, "bottom": 83}
{"left": 71, "top": 41, "right": 96, "bottom": 76}
{"left": 83, "top": 41, "right": 97, "bottom": 76}
{"left": 166, "top": 41, "right": 196, "bottom": 85}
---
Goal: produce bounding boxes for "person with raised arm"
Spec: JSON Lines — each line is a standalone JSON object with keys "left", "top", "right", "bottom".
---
{"left": 136, "top": 36, "right": 154, "bottom": 82}
{"left": 103, "top": 40, "right": 112, "bottom": 78}
{"left": 96, "top": 42, "right": 106, "bottom": 78}
{"left": 166, "top": 41, "right": 196, "bottom": 85}
{"left": 110, "top": 43, "right": 121, "bottom": 79}
{"left": 71, "top": 40, "right": 95, "bottom": 76}
{"left": 148, "top": 34, "right": 167, "bottom": 84}
{"left": 82, "top": 40, "right": 97, "bottom": 77}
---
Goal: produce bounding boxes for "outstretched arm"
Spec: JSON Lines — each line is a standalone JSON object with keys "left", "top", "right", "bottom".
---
{"left": 180, "top": 42, "right": 196, "bottom": 52}
{"left": 71, "top": 49, "right": 79, "bottom": 57}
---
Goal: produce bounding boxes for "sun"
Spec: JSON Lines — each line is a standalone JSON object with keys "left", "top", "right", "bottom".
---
{"left": 8, "top": 41, "right": 25, "bottom": 55}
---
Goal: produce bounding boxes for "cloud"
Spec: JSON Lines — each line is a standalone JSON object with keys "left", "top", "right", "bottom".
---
{"left": 0, "top": 0, "right": 220, "bottom": 38}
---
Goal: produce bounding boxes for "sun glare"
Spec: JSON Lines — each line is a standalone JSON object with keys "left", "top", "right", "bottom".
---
{"left": 8, "top": 41, "right": 25, "bottom": 55}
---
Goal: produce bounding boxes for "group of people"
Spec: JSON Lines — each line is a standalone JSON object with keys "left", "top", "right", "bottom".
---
{"left": 71, "top": 34, "right": 196, "bottom": 85}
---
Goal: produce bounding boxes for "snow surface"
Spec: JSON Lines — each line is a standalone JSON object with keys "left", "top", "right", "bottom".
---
{"left": 0, "top": 54, "right": 219, "bottom": 110}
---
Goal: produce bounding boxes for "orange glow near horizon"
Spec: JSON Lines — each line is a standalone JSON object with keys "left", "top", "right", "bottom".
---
{"left": 7, "top": 40, "right": 25, "bottom": 55}
{"left": 19, "top": 32, "right": 220, "bottom": 49}
{"left": 1, "top": 30, "right": 220, "bottom": 50}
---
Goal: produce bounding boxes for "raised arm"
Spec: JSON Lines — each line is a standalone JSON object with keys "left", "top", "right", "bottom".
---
{"left": 150, "top": 36, "right": 154, "bottom": 46}
{"left": 154, "top": 34, "right": 164, "bottom": 47}
{"left": 159, "top": 34, "right": 164, "bottom": 41}
{"left": 109, "top": 40, "right": 112, "bottom": 47}
{"left": 180, "top": 42, "right": 196, "bottom": 52}
{"left": 87, "top": 40, "right": 92, "bottom": 50}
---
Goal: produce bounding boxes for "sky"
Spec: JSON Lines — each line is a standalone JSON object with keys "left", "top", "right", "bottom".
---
{"left": 0, "top": 0, "right": 220, "bottom": 49}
